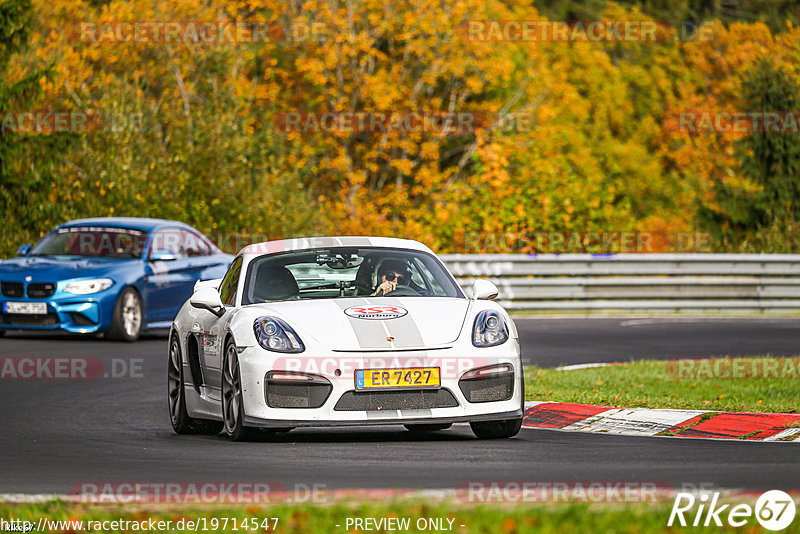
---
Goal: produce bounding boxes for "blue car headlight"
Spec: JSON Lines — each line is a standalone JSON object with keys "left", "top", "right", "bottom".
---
{"left": 472, "top": 310, "right": 509, "bottom": 347}
{"left": 254, "top": 317, "right": 305, "bottom": 353}
{"left": 63, "top": 278, "right": 114, "bottom": 295}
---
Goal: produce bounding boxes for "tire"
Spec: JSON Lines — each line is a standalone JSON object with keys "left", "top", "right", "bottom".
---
{"left": 168, "top": 335, "right": 223, "bottom": 435}
{"left": 107, "top": 287, "right": 143, "bottom": 342}
{"left": 470, "top": 417, "right": 522, "bottom": 439}
{"left": 222, "top": 338, "right": 257, "bottom": 441}
{"left": 404, "top": 423, "right": 452, "bottom": 432}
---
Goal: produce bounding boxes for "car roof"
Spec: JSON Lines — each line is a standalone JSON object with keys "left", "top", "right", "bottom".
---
{"left": 239, "top": 236, "right": 435, "bottom": 257}
{"left": 59, "top": 217, "right": 192, "bottom": 232}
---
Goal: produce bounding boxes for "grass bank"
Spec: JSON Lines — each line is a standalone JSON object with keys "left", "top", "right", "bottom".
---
{"left": 524, "top": 357, "right": 800, "bottom": 413}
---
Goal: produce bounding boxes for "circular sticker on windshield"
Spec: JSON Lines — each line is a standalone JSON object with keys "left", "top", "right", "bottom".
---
{"left": 344, "top": 305, "right": 408, "bottom": 320}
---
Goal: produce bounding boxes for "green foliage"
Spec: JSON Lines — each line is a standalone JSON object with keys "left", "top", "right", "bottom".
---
{"left": 2, "top": 0, "right": 800, "bottom": 256}
{"left": 701, "top": 58, "right": 800, "bottom": 252}
{"left": 534, "top": 0, "right": 800, "bottom": 33}
{"left": 0, "top": 498, "right": 771, "bottom": 533}
{"left": 0, "top": 0, "right": 76, "bottom": 249}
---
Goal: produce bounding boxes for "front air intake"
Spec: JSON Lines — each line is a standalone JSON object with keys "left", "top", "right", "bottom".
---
{"left": 459, "top": 365, "right": 514, "bottom": 403}
{"left": 265, "top": 372, "right": 332, "bottom": 409}
{"left": 334, "top": 389, "right": 459, "bottom": 411}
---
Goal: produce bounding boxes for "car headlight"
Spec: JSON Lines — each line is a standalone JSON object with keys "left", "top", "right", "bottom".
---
{"left": 63, "top": 278, "right": 114, "bottom": 295}
{"left": 472, "top": 310, "right": 509, "bottom": 347}
{"left": 254, "top": 317, "right": 305, "bottom": 353}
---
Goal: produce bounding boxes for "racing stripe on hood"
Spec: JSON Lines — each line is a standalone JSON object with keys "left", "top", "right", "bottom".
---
{"left": 368, "top": 297, "right": 425, "bottom": 348}
{"left": 335, "top": 299, "right": 392, "bottom": 349}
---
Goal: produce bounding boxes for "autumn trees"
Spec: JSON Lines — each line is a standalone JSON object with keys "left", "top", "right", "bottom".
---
{"left": 1, "top": 0, "right": 799, "bottom": 254}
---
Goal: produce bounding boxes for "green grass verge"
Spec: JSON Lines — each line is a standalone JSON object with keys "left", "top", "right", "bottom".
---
{"left": 3, "top": 499, "right": 792, "bottom": 533}
{"left": 524, "top": 357, "right": 800, "bottom": 413}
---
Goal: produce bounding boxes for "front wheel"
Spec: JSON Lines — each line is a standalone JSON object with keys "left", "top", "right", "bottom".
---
{"left": 470, "top": 417, "right": 522, "bottom": 439}
{"left": 107, "top": 287, "right": 142, "bottom": 341}
{"left": 222, "top": 339, "right": 257, "bottom": 441}
{"left": 168, "top": 335, "right": 223, "bottom": 435}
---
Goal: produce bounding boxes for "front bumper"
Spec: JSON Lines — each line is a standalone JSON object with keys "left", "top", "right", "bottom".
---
{"left": 236, "top": 338, "right": 524, "bottom": 428}
{"left": 0, "top": 290, "right": 116, "bottom": 333}
{"left": 243, "top": 409, "right": 524, "bottom": 428}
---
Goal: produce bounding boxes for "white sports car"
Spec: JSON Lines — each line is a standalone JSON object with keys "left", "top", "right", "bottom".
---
{"left": 168, "top": 237, "right": 524, "bottom": 440}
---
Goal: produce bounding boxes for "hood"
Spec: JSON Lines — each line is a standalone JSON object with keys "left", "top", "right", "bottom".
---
{"left": 0, "top": 256, "right": 138, "bottom": 282}
{"left": 249, "top": 297, "right": 472, "bottom": 351}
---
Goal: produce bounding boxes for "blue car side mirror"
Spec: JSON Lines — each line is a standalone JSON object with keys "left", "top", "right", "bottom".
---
{"left": 16, "top": 244, "right": 31, "bottom": 256}
{"left": 150, "top": 249, "right": 179, "bottom": 261}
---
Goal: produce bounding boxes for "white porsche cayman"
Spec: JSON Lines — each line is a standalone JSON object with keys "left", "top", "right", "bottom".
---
{"left": 168, "top": 237, "right": 524, "bottom": 440}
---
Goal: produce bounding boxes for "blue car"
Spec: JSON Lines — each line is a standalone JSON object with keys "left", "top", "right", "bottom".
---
{"left": 0, "top": 218, "right": 233, "bottom": 341}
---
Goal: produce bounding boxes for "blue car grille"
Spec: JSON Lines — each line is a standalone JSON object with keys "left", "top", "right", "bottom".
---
{"left": 1, "top": 313, "right": 59, "bottom": 326}
{"left": 1, "top": 282, "right": 23, "bottom": 298}
{"left": 27, "top": 283, "right": 56, "bottom": 298}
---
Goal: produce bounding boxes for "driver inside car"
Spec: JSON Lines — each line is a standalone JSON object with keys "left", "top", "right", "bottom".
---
{"left": 372, "top": 259, "right": 412, "bottom": 296}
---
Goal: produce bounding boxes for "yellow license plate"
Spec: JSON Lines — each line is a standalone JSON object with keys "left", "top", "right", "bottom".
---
{"left": 355, "top": 367, "right": 440, "bottom": 390}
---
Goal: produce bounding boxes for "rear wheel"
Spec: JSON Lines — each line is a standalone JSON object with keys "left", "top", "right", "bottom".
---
{"left": 222, "top": 339, "right": 257, "bottom": 441}
{"left": 470, "top": 417, "right": 522, "bottom": 439}
{"left": 107, "top": 288, "right": 142, "bottom": 342}
{"left": 168, "top": 335, "right": 223, "bottom": 435}
{"left": 404, "top": 423, "right": 452, "bottom": 432}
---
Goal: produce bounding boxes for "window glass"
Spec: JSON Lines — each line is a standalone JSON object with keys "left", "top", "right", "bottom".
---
{"left": 242, "top": 247, "right": 464, "bottom": 304}
{"left": 29, "top": 227, "right": 147, "bottom": 259}
{"left": 219, "top": 256, "right": 243, "bottom": 306}
{"left": 149, "top": 229, "right": 219, "bottom": 259}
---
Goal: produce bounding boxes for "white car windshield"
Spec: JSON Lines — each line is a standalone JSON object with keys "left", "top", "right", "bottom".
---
{"left": 242, "top": 247, "right": 464, "bottom": 303}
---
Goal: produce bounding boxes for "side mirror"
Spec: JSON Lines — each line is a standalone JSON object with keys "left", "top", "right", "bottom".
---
{"left": 471, "top": 279, "right": 499, "bottom": 301}
{"left": 194, "top": 278, "right": 223, "bottom": 292}
{"left": 150, "top": 250, "right": 179, "bottom": 261}
{"left": 190, "top": 287, "right": 225, "bottom": 317}
{"left": 16, "top": 244, "right": 31, "bottom": 256}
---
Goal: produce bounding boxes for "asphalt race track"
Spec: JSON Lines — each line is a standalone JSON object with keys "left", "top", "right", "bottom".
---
{"left": 516, "top": 316, "right": 800, "bottom": 367}
{"left": 1, "top": 317, "right": 799, "bottom": 495}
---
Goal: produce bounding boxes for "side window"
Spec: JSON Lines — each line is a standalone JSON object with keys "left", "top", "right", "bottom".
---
{"left": 219, "top": 256, "right": 243, "bottom": 306}
{"left": 182, "top": 230, "right": 214, "bottom": 257}
{"left": 149, "top": 228, "right": 185, "bottom": 259}
{"left": 413, "top": 257, "right": 447, "bottom": 296}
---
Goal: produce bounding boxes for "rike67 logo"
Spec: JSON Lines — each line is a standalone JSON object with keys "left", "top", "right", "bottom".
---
{"left": 668, "top": 490, "right": 796, "bottom": 531}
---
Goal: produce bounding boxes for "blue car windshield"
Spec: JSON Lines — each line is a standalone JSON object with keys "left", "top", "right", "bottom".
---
{"left": 29, "top": 226, "right": 147, "bottom": 259}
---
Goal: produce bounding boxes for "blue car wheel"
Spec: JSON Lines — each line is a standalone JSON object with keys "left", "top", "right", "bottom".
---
{"left": 106, "top": 287, "right": 142, "bottom": 342}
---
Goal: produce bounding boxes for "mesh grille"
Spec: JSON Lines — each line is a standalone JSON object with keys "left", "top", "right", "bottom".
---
{"left": 1, "top": 282, "right": 23, "bottom": 298}
{"left": 1, "top": 313, "right": 59, "bottom": 326}
{"left": 265, "top": 382, "right": 332, "bottom": 409}
{"left": 27, "top": 283, "right": 56, "bottom": 298}
{"left": 458, "top": 374, "right": 514, "bottom": 403}
{"left": 334, "top": 388, "right": 459, "bottom": 411}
